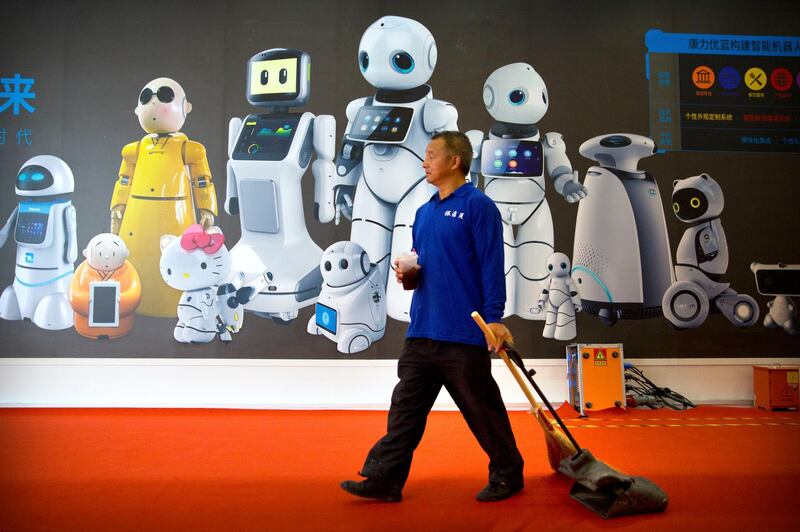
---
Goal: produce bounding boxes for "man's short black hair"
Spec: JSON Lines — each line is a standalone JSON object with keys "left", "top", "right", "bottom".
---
{"left": 431, "top": 130, "right": 473, "bottom": 175}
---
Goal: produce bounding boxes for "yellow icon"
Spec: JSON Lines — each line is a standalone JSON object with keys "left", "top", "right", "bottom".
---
{"left": 692, "top": 66, "right": 715, "bottom": 89}
{"left": 745, "top": 67, "right": 767, "bottom": 90}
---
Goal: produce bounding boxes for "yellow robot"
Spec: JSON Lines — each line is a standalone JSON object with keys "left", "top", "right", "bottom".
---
{"left": 110, "top": 78, "right": 217, "bottom": 317}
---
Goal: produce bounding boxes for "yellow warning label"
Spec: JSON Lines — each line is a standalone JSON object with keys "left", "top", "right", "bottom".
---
{"left": 594, "top": 350, "right": 607, "bottom": 367}
{"left": 788, "top": 371, "right": 799, "bottom": 384}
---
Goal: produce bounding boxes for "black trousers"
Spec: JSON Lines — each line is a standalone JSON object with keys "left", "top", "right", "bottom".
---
{"left": 360, "top": 338, "right": 524, "bottom": 488}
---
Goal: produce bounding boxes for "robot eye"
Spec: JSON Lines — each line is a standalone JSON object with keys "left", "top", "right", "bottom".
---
{"left": 324, "top": 261, "right": 332, "bottom": 271}
{"left": 561, "top": 262, "right": 567, "bottom": 270}
{"left": 672, "top": 202, "right": 680, "bottom": 213}
{"left": 261, "top": 70, "right": 269, "bottom": 85}
{"left": 548, "top": 264, "right": 553, "bottom": 271}
{"left": 156, "top": 86, "right": 175, "bottom": 103}
{"left": 279, "top": 68, "right": 288, "bottom": 84}
{"left": 139, "top": 87, "right": 154, "bottom": 105}
{"left": 31, "top": 172, "right": 44, "bottom": 181}
{"left": 340, "top": 259, "right": 349, "bottom": 269}
{"left": 18, "top": 172, "right": 28, "bottom": 181}
{"left": 359, "top": 51, "right": 369, "bottom": 72}
{"left": 167, "top": 268, "right": 172, "bottom": 276}
{"left": 508, "top": 89, "right": 527, "bottom": 106}
{"left": 391, "top": 51, "right": 414, "bottom": 74}
{"left": 690, "top": 197, "right": 701, "bottom": 208}
{"left": 201, "top": 262, "right": 207, "bottom": 270}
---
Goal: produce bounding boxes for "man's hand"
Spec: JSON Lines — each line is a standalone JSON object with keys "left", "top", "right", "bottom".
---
{"left": 394, "top": 260, "right": 420, "bottom": 284}
{"left": 485, "top": 322, "right": 513, "bottom": 352}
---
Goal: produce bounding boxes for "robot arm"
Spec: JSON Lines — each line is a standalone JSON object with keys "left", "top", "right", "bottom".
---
{"left": 0, "top": 206, "right": 19, "bottom": 249}
{"left": 225, "top": 117, "right": 242, "bottom": 216}
{"left": 63, "top": 204, "right": 77, "bottom": 264}
{"left": 185, "top": 141, "right": 218, "bottom": 227}
{"left": 332, "top": 98, "right": 369, "bottom": 224}
{"left": 537, "top": 287, "right": 550, "bottom": 310}
{"left": 696, "top": 224, "right": 720, "bottom": 264}
{"left": 542, "top": 132, "right": 587, "bottom": 203}
{"left": 110, "top": 141, "right": 138, "bottom": 234}
{"left": 422, "top": 99, "right": 458, "bottom": 134}
{"left": 464, "top": 129, "right": 483, "bottom": 185}
{"left": 312, "top": 114, "right": 337, "bottom": 223}
{"left": 567, "top": 276, "right": 582, "bottom": 312}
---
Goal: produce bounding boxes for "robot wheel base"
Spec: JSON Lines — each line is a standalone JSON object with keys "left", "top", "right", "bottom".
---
{"left": 662, "top": 281, "right": 710, "bottom": 329}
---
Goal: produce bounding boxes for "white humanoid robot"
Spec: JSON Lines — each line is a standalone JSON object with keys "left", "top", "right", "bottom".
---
{"left": 469, "top": 63, "right": 587, "bottom": 320}
{"left": 751, "top": 263, "right": 799, "bottom": 335}
{"left": 0, "top": 155, "right": 77, "bottom": 329}
{"left": 537, "top": 252, "right": 582, "bottom": 341}
{"left": 225, "top": 48, "right": 336, "bottom": 323}
{"left": 308, "top": 241, "right": 387, "bottom": 353}
{"left": 662, "top": 173, "right": 759, "bottom": 329}
{"left": 571, "top": 134, "right": 674, "bottom": 325}
{"left": 308, "top": 16, "right": 459, "bottom": 352}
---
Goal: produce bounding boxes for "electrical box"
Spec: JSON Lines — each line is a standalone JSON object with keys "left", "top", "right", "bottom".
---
{"left": 753, "top": 365, "right": 799, "bottom": 411}
{"left": 566, "top": 343, "right": 626, "bottom": 416}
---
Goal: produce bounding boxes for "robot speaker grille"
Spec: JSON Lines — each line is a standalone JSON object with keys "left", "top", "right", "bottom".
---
{"left": 575, "top": 243, "right": 608, "bottom": 275}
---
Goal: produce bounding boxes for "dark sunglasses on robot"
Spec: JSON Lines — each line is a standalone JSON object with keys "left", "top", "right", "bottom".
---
{"left": 139, "top": 86, "right": 175, "bottom": 105}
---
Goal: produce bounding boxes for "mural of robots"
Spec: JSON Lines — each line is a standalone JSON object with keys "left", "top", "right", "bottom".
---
{"left": 470, "top": 63, "right": 587, "bottom": 320}
{"left": 662, "top": 173, "right": 759, "bottom": 329}
{"left": 537, "top": 252, "right": 582, "bottom": 341}
{"left": 0, "top": 155, "right": 77, "bottom": 330}
{"left": 225, "top": 48, "right": 336, "bottom": 323}
{"left": 110, "top": 78, "right": 218, "bottom": 318}
{"left": 309, "top": 15, "right": 460, "bottom": 352}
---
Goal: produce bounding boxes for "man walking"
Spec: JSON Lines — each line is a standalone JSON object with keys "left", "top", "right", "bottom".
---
{"left": 341, "top": 131, "right": 524, "bottom": 502}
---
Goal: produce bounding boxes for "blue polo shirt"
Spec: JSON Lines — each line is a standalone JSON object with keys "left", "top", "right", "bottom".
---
{"left": 406, "top": 181, "right": 506, "bottom": 346}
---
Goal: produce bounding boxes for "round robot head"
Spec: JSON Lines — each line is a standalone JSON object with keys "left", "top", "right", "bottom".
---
{"left": 135, "top": 78, "right": 192, "bottom": 134}
{"left": 358, "top": 16, "right": 437, "bottom": 90}
{"left": 483, "top": 63, "right": 549, "bottom": 125}
{"left": 579, "top": 133, "right": 657, "bottom": 173}
{"left": 546, "top": 252, "right": 572, "bottom": 279}
{"left": 320, "top": 241, "right": 371, "bottom": 288}
{"left": 671, "top": 173, "right": 724, "bottom": 223}
{"left": 16, "top": 155, "right": 74, "bottom": 197}
{"left": 83, "top": 233, "right": 129, "bottom": 273}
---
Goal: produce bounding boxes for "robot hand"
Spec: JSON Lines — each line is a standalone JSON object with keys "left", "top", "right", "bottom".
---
{"left": 560, "top": 171, "right": 588, "bottom": 203}
{"left": 198, "top": 209, "right": 215, "bottom": 229}
{"left": 110, "top": 205, "right": 125, "bottom": 235}
{"left": 334, "top": 186, "right": 355, "bottom": 225}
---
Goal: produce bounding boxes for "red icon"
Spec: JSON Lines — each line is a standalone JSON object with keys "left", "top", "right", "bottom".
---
{"left": 692, "top": 66, "right": 715, "bottom": 89}
{"left": 770, "top": 68, "right": 793, "bottom": 91}
{"left": 508, "top": 160, "right": 518, "bottom": 169}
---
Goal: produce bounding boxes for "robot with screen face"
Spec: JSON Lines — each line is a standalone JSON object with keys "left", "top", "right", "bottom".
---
{"left": 225, "top": 48, "right": 336, "bottom": 323}
{"left": 306, "top": 16, "right": 459, "bottom": 353}
{"left": 0, "top": 155, "right": 77, "bottom": 330}
{"left": 469, "top": 63, "right": 587, "bottom": 320}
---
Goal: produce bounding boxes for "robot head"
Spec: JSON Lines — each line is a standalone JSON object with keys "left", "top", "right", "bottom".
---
{"left": 320, "top": 241, "right": 371, "bottom": 288}
{"left": 546, "top": 252, "right": 572, "bottom": 279}
{"left": 358, "top": 16, "right": 437, "bottom": 90}
{"left": 83, "top": 233, "right": 129, "bottom": 273}
{"left": 15, "top": 155, "right": 74, "bottom": 197}
{"left": 159, "top": 225, "right": 231, "bottom": 291}
{"left": 579, "top": 134, "right": 657, "bottom": 173}
{"left": 483, "top": 63, "right": 548, "bottom": 125}
{"left": 671, "top": 173, "right": 724, "bottom": 223}
{"left": 246, "top": 48, "right": 311, "bottom": 108}
{"left": 135, "top": 78, "right": 192, "bottom": 134}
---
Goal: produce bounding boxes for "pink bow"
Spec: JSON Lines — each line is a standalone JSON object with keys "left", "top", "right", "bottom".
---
{"left": 180, "top": 224, "right": 225, "bottom": 254}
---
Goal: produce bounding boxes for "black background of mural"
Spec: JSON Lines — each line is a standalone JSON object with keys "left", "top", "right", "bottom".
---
{"left": 1, "top": 0, "right": 798, "bottom": 358}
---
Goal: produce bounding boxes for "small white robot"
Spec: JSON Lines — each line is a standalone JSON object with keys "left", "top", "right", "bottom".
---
{"left": 571, "top": 134, "right": 674, "bottom": 325}
{"left": 751, "top": 263, "right": 799, "bottom": 335}
{"left": 0, "top": 155, "right": 77, "bottom": 330}
{"left": 537, "top": 252, "right": 582, "bottom": 341}
{"left": 469, "top": 63, "right": 587, "bottom": 320}
{"left": 308, "top": 241, "right": 387, "bottom": 353}
{"left": 225, "top": 48, "right": 336, "bottom": 323}
{"left": 308, "top": 16, "right": 459, "bottom": 352}
{"left": 662, "top": 173, "right": 758, "bottom": 329}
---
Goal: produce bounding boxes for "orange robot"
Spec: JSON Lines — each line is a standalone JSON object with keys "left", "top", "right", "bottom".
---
{"left": 69, "top": 233, "right": 141, "bottom": 339}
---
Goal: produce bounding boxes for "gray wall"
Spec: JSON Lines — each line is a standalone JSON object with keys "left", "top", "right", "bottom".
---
{"left": 1, "top": 0, "right": 798, "bottom": 358}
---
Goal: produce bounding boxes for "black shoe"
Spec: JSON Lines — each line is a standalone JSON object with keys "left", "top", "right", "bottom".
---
{"left": 475, "top": 480, "right": 523, "bottom": 502}
{"left": 340, "top": 479, "right": 402, "bottom": 502}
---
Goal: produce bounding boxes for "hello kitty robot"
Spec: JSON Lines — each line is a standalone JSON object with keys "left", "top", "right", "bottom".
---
{"left": 160, "top": 224, "right": 242, "bottom": 343}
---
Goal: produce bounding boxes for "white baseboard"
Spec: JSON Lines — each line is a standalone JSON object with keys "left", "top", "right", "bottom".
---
{"left": 2, "top": 357, "right": 798, "bottom": 409}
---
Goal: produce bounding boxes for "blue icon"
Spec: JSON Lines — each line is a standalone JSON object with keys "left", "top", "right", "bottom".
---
{"left": 394, "top": 117, "right": 401, "bottom": 123}
{"left": 718, "top": 67, "right": 741, "bottom": 90}
{"left": 508, "top": 149, "right": 518, "bottom": 157}
{"left": 380, "top": 125, "right": 388, "bottom": 131}
{"left": 493, "top": 149, "right": 503, "bottom": 157}
{"left": 24, "top": 252, "right": 34, "bottom": 264}
{"left": 523, "top": 150, "right": 532, "bottom": 157}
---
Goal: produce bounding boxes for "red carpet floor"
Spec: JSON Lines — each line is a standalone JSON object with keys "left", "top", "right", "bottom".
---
{"left": 1, "top": 405, "right": 798, "bottom": 531}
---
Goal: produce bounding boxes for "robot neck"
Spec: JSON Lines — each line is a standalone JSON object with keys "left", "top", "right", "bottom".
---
{"left": 375, "top": 85, "right": 431, "bottom": 104}
{"left": 20, "top": 193, "right": 71, "bottom": 203}
{"left": 490, "top": 122, "right": 539, "bottom": 139}
{"left": 688, "top": 216, "right": 720, "bottom": 228}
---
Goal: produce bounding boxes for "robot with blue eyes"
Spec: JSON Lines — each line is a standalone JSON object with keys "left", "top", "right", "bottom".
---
{"left": 537, "top": 252, "right": 581, "bottom": 340}
{"left": 0, "top": 155, "right": 77, "bottom": 330}
{"left": 661, "top": 173, "right": 758, "bottom": 329}
{"left": 225, "top": 48, "right": 336, "bottom": 323}
{"left": 469, "top": 63, "right": 587, "bottom": 320}
{"left": 307, "top": 16, "right": 459, "bottom": 352}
